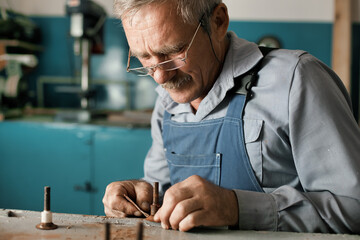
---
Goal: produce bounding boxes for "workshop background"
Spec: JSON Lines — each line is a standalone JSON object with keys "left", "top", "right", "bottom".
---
{"left": 0, "top": 0, "right": 359, "bottom": 216}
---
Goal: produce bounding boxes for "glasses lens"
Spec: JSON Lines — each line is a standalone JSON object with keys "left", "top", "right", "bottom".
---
{"left": 129, "top": 68, "right": 151, "bottom": 76}
{"left": 128, "top": 55, "right": 186, "bottom": 76}
{"left": 159, "top": 58, "right": 186, "bottom": 71}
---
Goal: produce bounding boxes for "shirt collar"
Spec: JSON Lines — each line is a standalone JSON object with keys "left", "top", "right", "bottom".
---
{"left": 156, "top": 31, "right": 263, "bottom": 120}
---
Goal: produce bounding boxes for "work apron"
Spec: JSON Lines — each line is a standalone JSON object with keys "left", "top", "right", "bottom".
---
{"left": 162, "top": 93, "right": 263, "bottom": 192}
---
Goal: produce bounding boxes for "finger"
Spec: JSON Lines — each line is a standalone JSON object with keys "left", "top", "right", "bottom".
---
{"left": 153, "top": 207, "right": 162, "bottom": 222}
{"left": 157, "top": 193, "right": 179, "bottom": 229}
{"left": 178, "top": 210, "right": 205, "bottom": 232}
{"left": 157, "top": 186, "right": 192, "bottom": 229}
{"left": 134, "top": 181, "right": 152, "bottom": 212}
{"left": 106, "top": 193, "right": 140, "bottom": 216}
{"left": 153, "top": 206, "right": 171, "bottom": 229}
{"left": 103, "top": 183, "right": 141, "bottom": 216}
{"left": 169, "top": 198, "right": 202, "bottom": 230}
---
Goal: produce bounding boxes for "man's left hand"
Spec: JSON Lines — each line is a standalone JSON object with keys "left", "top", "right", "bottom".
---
{"left": 153, "top": 175, "right": 239, "bottom": 231}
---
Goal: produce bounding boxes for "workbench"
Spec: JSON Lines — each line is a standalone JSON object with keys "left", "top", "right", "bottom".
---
{"left": 1, "top": 209, "right": 359, "bottom": 240}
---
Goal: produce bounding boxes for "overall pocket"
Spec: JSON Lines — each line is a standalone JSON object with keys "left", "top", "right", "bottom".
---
{"left": 165, "top": 151, "right": 221, "bottom": 186}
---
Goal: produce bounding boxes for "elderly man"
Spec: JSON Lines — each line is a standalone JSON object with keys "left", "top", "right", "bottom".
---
{"left": 103, "top": 0, "right": 360, "bottom": 233}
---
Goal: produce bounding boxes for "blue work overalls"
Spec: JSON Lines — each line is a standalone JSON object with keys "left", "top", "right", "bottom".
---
{"left": 162, "top": 91, "right": 262, "bottom": 191}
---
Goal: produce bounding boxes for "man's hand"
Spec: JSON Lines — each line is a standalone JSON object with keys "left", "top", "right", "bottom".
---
{"left": 102, "top": 180, "right": 152, "bottom": 217}
{"left": 153, "top": 175, "right": 239, "bottom": 231}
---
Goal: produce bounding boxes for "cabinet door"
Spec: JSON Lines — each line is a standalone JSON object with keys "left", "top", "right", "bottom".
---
{"left": 0, "top": 121, "right": 93, "bottom": 214}
{"left": 93, "top": 127, "right": 152, "bottom": 215}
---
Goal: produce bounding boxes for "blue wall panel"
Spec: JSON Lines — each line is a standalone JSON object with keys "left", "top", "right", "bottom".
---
{"left": 229, "top": 21, "right": 332, "bottom": 66}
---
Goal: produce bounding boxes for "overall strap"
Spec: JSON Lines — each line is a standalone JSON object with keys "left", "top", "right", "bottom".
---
{"left": 233, "top": 46, "right": 276, "bottom": 99}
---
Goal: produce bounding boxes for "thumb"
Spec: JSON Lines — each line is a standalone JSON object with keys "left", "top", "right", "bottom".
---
{"left": 153, "top": 206, "right": 161, "bottom": 222}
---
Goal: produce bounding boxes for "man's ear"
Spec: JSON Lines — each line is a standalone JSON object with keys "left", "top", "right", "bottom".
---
{"left": 210, "top": 3, "right": 229, "bottom": 40}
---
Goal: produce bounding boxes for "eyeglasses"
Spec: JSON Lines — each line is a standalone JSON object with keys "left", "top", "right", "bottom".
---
{"left": 126, "top": 22, "right": 202, "bottom": 76}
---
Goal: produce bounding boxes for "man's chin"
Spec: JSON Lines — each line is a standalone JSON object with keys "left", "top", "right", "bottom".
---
{"left": 167, "top": 89, "right": 193, "bottom": 104}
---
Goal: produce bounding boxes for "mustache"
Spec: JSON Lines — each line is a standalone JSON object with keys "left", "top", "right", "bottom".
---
{"left": 161, "top": 75, "right": 192, "bottom": 90}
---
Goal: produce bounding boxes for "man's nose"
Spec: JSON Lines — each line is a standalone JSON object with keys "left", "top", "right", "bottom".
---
{"left": 152, "top": 68, "right": 176, "bottom": 85}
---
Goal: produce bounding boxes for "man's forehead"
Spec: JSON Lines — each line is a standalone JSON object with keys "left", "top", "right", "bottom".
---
{"left": 122, "top": 1, "right": 178, "bottom": 28}
{"left": 124, "top": 19, "right": 187, "bottom": 47}
{"left": 123, "top": 5, "right": 193, "bottom": 58}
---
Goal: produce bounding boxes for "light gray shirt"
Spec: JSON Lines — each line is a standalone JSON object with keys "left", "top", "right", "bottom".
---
{"left": 143, "top": 32, "right": 360, "bottom": 233}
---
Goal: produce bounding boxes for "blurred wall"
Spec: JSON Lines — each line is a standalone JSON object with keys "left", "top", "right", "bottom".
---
{"left": 0, "top": 0, "right": 359, "bottom": 115}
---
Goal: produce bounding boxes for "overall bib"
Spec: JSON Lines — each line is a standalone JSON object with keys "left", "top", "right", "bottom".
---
{"left": 162, "top": 91, "right": 262, "bottom": 191}
{"left": 162, "top": 47, "right": 272, "bottom": 192}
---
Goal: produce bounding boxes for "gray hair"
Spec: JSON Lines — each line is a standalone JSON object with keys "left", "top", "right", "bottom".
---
{"left": 113, "top": 0, "right": 222, "bottom": 30}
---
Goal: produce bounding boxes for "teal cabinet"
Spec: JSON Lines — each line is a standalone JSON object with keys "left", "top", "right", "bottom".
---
{"left": 93, "top": 127, "right": 152, "bottom": 215}
{"left": 0, "top": 121, "right": 151, "bottom": 215}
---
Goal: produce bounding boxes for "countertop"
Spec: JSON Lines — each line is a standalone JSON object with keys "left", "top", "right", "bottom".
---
{"left": 1, "top": 209, "right": 359, "bottom": 240}
{"left": 0, "top": 108, "right": 152, "bottom": 128}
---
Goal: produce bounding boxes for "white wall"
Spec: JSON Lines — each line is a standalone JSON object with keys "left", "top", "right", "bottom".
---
{"left": 223, "top": 0, "right": 333, "bottom": 22}
{"left": 223, "top": 0, "right": 360, "bottom": 22}
{"left": 0, "top": 0, "right": 359, "bottom": 22}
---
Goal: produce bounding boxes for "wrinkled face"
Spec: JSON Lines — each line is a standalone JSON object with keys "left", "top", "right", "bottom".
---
{"left": 122, "top": 2, "right": 221, "bottom": 105}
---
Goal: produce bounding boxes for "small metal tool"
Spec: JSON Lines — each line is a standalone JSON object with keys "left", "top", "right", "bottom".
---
{"left": 136, "top": 221, "right": 144, "bottom": 240}
{"left": 104, "top": 222, "right": 110, "bottom": 240}
{"left": 150, "top": 182, "right": 160, "bottom": 216}
{"left": 36, "top": 186, "right": 58, "bottom": 230}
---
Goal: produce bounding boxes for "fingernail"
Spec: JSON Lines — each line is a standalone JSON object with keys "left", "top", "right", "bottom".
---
{"left": 161, "top": 222, "right": 169, "bottom": 230}
{"left": 134, "top": 211, "right": 142, "bottom": 217}
{"left": 141, "top": 202, "right": 150, "bottom": 211}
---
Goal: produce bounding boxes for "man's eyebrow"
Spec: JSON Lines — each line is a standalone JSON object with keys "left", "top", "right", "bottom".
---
{"left": 157, "top": 42, "right": 186, "bottom": 55}
{"left": 130, "top": 42, "right": 186, "bottom": 59}
{"left": 130, "top": 50, "right": 150, "bottom": 59}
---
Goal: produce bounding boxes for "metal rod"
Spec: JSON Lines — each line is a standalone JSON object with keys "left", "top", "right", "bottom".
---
{"left": 36, "top": 186, "right": 58, "bottom": 230}
{"left": 81, "top": 38, "right": 90, "bottom": 109}
{"left": 104, "top": 222, "right": 110, "bottom": 240}
{"left": 153, "top": 182, "right": 159, "bottom": 205}
{"left": 136, "top": 221, "right": 143, "bottom": 240}
{"left": 150, "top": 182, "right": 159, "bottom": 216}
{"left": 44, "top": 186, "right": 50, "bottom": 211}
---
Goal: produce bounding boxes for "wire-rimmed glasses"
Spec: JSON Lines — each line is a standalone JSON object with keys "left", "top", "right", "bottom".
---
{"left": 126, "top": 22, "right": 202, "bottom": 76}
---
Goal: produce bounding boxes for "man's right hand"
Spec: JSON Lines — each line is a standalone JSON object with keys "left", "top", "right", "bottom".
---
{"left": 102, "top": 180, "right": 153, "bottom": 217}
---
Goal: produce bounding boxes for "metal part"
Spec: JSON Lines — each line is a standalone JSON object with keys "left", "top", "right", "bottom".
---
{"left": 123, "top": 194, "right": 150, "bottom": 218}
{"left": 7, "top": 211, "right": 16, "bottom": 217}
{"left": 36, "top": 186, "right": 58, "bottom": 230}
{"left": 36, "top": 222, "right": 58, "bottom": 230}
{"left": 150, "top": 182, "right": 159, "bottom": 216}
{"left": 104, "top": 222, "right": 110, "bottom": 240}
{"left": 65, "top": 0, "right": 107, "bottom": 110}
{"left": 136, "top": 221, "right": 144, "bottom": 240}
{"left": 44, "top": 186, "right": 50, "bottom": 211}
{"left": 74, "top": 181, "right": 97, "bottom": 193}
{"left": 80, "top": 38, "right": 90, "bottom": 109}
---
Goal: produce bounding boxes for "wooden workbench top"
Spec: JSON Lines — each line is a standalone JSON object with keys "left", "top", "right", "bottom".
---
{"left": 0, "top": 209, "right": 359, "bottom": 240}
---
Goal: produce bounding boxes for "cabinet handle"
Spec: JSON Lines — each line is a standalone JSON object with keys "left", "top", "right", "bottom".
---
{"left": 74, "top": 181, "right": 97, "bottom": 193}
